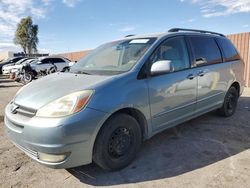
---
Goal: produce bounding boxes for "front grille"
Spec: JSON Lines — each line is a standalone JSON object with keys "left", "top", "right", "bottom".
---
{"left": 11, "top": 102, "right": 36, "bottom": 117}
{"left": 14, "top": 143, "right": 38, "bottom": 159}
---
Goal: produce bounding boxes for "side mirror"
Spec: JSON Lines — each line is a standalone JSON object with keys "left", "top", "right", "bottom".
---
{"left": 150, "top": 60, "right": 172, "bottom": 76}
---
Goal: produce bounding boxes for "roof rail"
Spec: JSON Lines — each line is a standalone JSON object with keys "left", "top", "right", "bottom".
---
{"left": 125, "top": 34, "right": 135, "bottom": 38}
{"left": 168, "top": 28, "right": 225, "bottom": 37}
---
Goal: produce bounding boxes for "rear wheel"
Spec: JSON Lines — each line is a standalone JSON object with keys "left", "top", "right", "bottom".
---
{"left": 93, "top": 113, "right": 142, "bottom": 171}
{"left": 217, "top": 87, "right": 239, "bottom": 117}
{"left": 61, "top": 67, "right": 70, "bottom": 72}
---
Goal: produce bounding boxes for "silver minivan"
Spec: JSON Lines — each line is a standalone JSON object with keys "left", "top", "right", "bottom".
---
{"left": 5, "top": 28, "right": 244, "bottom": 171}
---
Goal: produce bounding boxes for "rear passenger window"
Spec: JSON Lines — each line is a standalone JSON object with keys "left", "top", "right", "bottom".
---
{"left": 189, "top": 36, "right": 222, "bottom": 65}
{"left": 216, "top": 38, "right": 240, "bottom": 62}
{"left": 41, "top": 59, "right": 50, "bottom": 64}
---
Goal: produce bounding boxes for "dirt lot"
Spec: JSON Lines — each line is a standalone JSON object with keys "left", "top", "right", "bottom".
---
{"left": 1, "top": 75, "right": 250, "bottom": 188}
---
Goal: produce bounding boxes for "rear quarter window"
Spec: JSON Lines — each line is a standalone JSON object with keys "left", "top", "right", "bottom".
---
{"left": 189, "top": 36, "right": 222, "bottom": 66}
{"left": 216, "top": 38, "right": 240, "bottom": 62}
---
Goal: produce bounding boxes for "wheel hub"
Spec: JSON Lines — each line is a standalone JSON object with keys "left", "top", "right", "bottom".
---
{"left": 108, "top": 127, "right": 131, "bottom": 157}
{"left": 226, "top": 93, "right": 236, "bottom": 112}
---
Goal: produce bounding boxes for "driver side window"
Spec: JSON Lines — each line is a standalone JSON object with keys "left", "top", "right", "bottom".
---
{"left": 150, "top": 36, "right": 190, "bottom": 72}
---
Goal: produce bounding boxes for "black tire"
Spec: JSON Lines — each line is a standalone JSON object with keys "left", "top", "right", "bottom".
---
{"left": 93, "top": 113, "right": 142, "bottom": 171}
{"left": 61, "top": 67, "right": 70, "bottom": 72}
{"left": 21, "top": 73, "right": 32, "bottom": 85}
{"left": 48, "top": 66, "right": 57, "bottom": 74}
{"left": 217, "top": 87, "right": 239, "bottom": 117}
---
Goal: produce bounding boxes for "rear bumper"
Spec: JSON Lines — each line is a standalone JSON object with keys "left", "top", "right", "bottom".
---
{"left": 4, "top": 103, "right": 108, "bottom": 168}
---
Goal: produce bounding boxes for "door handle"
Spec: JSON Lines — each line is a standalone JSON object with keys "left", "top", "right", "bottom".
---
{"left": 198, "top": 70, "right": 207, "bottom": 77}
{"left": 187, "top": 74, "right": 195, "bottom": 80}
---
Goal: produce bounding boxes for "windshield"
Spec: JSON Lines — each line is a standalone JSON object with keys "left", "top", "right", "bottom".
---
{"left": 16, "top": 58, "right": 28, "bottom": 65}
{"left": 30, "top": 59, "right": 39, "bottom": 64}
{"left": 70, "top": 38, "right": 156, "bottom": 75}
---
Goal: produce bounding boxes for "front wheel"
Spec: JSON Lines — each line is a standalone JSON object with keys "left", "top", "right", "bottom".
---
{"left": 93, "top": 113, "right": 142, "bottom": 171}
{"left": 21, "top": 72, "right": 32, "bottom": 85}
{"left": 48, "top": 66, "right": 57, "bottom": 74}
{"left": 217, "top": 87, "right": 239, "bottom": 117}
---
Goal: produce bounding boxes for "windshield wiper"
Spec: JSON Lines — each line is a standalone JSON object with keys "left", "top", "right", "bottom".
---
{"left": 72, "top": 70, "right": 92, "bottom": 75}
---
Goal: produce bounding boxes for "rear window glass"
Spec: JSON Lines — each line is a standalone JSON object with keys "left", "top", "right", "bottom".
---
{"left": 189, "top": 36, "right": 222, "bottom": 65}
{"left": 217, "top": 38, "right": 240, "bottom": 62}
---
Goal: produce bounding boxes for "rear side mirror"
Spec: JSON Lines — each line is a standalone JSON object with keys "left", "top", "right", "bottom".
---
{"left": 150, "top": 60, "right": 172, "bottom": 76}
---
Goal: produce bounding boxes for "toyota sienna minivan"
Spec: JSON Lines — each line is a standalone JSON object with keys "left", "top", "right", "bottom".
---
{"left": 5, "top": 28, "right": 244, "bottom": 171}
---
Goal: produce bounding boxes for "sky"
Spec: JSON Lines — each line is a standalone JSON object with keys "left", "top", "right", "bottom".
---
{"left": 0, "top": 0, "right": 250, "bottom": 54}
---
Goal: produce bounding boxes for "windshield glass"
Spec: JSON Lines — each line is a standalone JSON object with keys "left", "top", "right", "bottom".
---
{"left": 70, "top": 38, "right": 156, "bottom": 75}
{"left": 16, "top": 58, "right": 28, "bottom": 65}
{"left": 30, "top": 59, "right": 39, "bottom": 64}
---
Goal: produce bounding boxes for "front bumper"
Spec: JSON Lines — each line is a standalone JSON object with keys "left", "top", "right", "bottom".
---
{"left": 2, "top": 69, "right": 11, "bottom": 75}
{"left": 4, "top": 103, "right": 108, "bottom": 168}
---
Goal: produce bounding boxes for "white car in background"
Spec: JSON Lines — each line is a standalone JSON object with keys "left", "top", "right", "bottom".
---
{"left": 10, "top": 59, "right": 37, "bottom": 74}
{"left": 2, "top": 58, "right": 30, "bottom": 75}
{"left": 30, "top": 56, "right": 70, "bottom": 73}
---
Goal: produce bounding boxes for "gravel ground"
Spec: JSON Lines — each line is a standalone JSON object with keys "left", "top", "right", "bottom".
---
{"left": 1, "top": 75, "right": 250, "bottom": 188}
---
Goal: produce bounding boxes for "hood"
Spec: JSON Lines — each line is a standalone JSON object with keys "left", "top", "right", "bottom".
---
{"left": 12, "top": 64, "right": 23, "bottom": 69}
{"left": 14, "top": 72, "right": 114, "bottom": 110}
{"left": 3, "top": 64, "right": 17, "bottom": 70}
{"left": 3, "top": 63, "right": 15, "bottom": 68}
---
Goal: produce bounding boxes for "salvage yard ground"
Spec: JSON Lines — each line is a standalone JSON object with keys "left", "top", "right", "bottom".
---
{"left": 1, "top": 75, "right": 250, "bottom": 188}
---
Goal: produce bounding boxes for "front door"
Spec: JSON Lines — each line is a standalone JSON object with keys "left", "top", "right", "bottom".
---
{"left": 147, "top": 36, "right": 197, "bottom": 131}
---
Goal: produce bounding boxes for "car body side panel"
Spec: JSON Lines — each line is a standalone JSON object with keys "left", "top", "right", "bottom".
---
{"left": 191, "top": 60, "right": 243, "bottom": 116}
{"left": 194, "top": 62, "right": 232, "bottom": 114}
{"left": 55, "top": 62, "right": 67, "bottom": 70}
{"left": 32, "top": 62, "right": 48, "bottom": 72}
{"left": 147, "top": 70, "right": 197, "bottom": 132}
{"left": 230, "top": 59, "right": 245, "bottom": 95}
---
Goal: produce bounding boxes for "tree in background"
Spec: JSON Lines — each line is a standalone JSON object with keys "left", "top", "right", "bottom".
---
{"left": 14, "top": 16, "right": 39, "bottom": 56}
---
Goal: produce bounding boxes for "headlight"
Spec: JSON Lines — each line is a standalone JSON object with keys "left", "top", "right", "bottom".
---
{"left": 36, "top": 90, "right": 93, "bottom": 117}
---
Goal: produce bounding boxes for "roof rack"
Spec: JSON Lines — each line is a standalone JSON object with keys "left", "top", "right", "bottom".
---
{"left": 168, "top": 28, "right": 225, "bottom": 37}
{"left": 125, "top": 34, "right": 135, "bottom": 38}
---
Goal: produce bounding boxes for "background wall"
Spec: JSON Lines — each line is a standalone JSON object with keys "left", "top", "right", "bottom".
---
{"left": 227, "top": 32, "right": 250, "bottom": 87}
{"left": 57, "top": 50, "right": 91, "bottom": 62}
